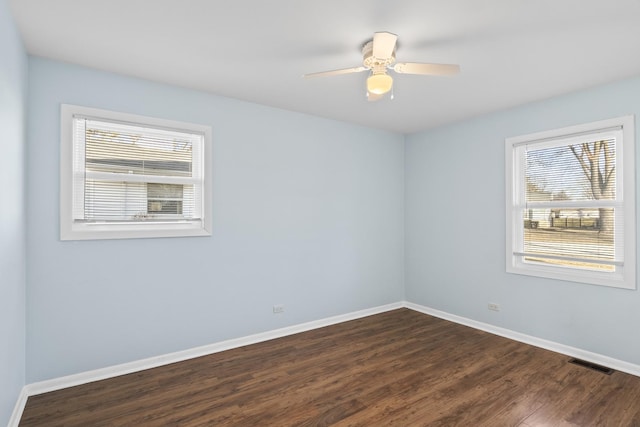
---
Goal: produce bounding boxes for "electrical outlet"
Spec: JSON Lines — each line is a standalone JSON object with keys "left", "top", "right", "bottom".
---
{"left": 488, "top": 303, "right": 500, "bottom": 312}
{"left": 273, "top": 304, "right": 285, "bottom": 314}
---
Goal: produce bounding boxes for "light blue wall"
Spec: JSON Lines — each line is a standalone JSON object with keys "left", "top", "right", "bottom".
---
{"left": 0, "top": 0, "right": 27, "bottom": 424}
{"left": 405, "top": 76, "right": 640, "bottom": 365}
{"left": 26, "top": 58, "right": 405, "bottom": 382}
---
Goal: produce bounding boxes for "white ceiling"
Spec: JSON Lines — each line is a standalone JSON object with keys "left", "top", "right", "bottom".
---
{"left": 10, "top": 0, "right": 640, "bottom": 134}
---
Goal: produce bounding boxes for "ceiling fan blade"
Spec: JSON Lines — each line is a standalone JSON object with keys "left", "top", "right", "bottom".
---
{"left": 303, "top": 66, "right": 367, "bottom": 79}
{"left": 393, "top": 62, "right": 460, "bottom": 76}
{"left": 372, "top": 32, "right": 398, "bottom": 59}
{"left": 367, "top": 91, "right": 385, "bottom": 102}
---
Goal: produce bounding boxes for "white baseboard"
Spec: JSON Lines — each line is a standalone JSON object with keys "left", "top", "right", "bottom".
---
{"left": 10, "top": 300, "right": 640, "bottom": 427}
{"left": 405, "top": 301, "right": 640, "bottom": 378}
{"left": 24, "top": 302, "right": 404, "bottom": 398}
{"left": 8, "top": 387, "right": 28, "bottom": 427}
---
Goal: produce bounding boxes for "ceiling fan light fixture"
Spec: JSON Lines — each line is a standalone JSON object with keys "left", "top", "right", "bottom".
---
{"left": 367, "top": 72, "right": 393, "bottom": 95}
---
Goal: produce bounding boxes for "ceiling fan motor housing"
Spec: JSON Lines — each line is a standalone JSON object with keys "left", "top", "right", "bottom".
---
{"left": 362, "top": 40, "right": 396, "bottom": 71}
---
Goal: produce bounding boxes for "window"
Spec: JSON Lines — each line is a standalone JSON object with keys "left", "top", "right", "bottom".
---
{"left": 505, "top": 116, "right": 635, "bottom": 289}
{"left": 61, "top": 105, "right": 212, "bottom": 240}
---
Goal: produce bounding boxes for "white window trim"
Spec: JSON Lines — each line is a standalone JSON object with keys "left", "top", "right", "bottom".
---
{"left": 60, "top": 104, "right": 212, "bottom": 240}
{"left": 505, "top": 115, "right": 636, "bottom": 289}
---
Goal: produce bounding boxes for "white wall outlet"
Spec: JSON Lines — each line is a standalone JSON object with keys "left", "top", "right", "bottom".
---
{"left": 488, "top": 303, "right": 500, "bottom": 312}
{"left": 273, "top": 304, "right": 285, "bottom": 314}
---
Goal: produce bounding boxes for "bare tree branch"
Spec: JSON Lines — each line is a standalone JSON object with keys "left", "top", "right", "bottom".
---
{"left": 570, "top": 144, "right": 591, "bottom": 180}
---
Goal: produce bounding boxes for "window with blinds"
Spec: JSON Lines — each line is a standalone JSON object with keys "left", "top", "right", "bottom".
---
{"left": 61, "top": 105, "right": 212, "bottom": 240}
{"left": 506, "top": 116, "right": 635, "bottom": 289}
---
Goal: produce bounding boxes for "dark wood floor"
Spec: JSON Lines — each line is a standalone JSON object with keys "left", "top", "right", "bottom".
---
{"left": 19, "top": 309, "right": 640, "bottom": 426}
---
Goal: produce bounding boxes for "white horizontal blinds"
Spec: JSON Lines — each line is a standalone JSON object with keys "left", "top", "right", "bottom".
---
{"left": 516, "top": 131, "right": 623, "bottom": 271}
{"left": 72, "top": 117, "right": 87, "bottom": 220}
{"left": 73, "top": 116, "right": 203, "bottom": 223}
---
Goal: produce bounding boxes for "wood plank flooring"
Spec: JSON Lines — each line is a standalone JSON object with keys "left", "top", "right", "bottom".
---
{"left": 19, "top": 309, "right": 640, "bottom": 426}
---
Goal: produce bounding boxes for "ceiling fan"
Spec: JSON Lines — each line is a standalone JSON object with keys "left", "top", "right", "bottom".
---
{"left": 304, "top": 31, "right": 460, "bottom": 101}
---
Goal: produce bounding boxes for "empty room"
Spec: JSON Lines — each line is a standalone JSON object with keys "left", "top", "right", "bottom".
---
{"left": 3, "top": 0, "right": 640, "bottom": 425}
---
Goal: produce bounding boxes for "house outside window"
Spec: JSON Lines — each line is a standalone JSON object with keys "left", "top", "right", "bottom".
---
{"left": 61, "top": 104, "right": 212, "bottom": 240}
{"left": 147, "top": 183, "right": 184, "bottom": 216}
{"left": 505, "top": 116, "right": 635, "bottom": 289}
